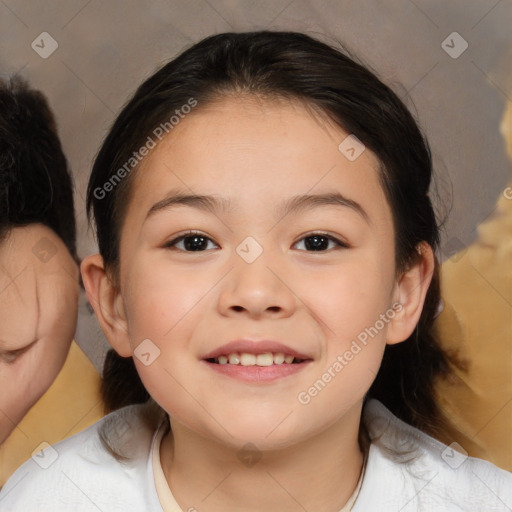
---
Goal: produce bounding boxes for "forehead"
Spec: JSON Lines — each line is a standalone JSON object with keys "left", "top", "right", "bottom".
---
{"left": 124, "top": 95, "right": 390, "bottom": 228}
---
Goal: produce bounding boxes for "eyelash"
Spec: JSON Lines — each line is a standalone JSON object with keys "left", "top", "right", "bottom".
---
{"left": 0, "top": 343, "right": 33, "bottom": 365}
{"left": 163, "top": 230, "right": 349, "bottom": 252}
{"left": 1, "top": 351, "right": 22, "bottom": 365}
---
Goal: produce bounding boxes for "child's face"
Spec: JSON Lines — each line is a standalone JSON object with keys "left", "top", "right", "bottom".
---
{"left": 112, "top": 96, "right": 406, "bottom": 448}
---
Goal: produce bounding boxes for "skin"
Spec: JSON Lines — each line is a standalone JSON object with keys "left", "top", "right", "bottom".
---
{"left": 0, "top": 224, "right": 79, "bottom": 444}
{"left": 82, "top": 95, "right": 434, "bottom": 512}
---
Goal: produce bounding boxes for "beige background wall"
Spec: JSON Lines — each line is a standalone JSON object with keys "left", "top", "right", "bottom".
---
{"left": 0, "top": 0, "right": 510, "bottom": 370}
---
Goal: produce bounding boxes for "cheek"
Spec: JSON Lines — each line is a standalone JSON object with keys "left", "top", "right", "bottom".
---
{"left": 25, "top": 341, "right": 68, "bottom": 400}
{"left": 295, "top": 343, "right": 385, "bottom": 437}
{"left": 133, "top": 354, "right": 208, "bottom": 432}
{"left": 123, "top": 259, "right": 215, "bottom": 342}
{"left": 0, "top": 311, "right": 71, "bottom": 436}
{"left": 0, "top": 347, "right": 60, "bottom": 435}
{"left": 301, "top": 254, "right": 396, "bottom": 340}
{"left": 297, "top": 255, "right": 395, "bottom": 403}
{"left": 295, "top": 267, "right": 393, "bottom": 424}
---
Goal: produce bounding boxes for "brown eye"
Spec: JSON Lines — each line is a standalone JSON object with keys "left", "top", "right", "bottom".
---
{"left": 164, "top": 231, "right": 219, "bottom": 252}
{"left": 294, "top": 233, "right": 348, "bottom": 252}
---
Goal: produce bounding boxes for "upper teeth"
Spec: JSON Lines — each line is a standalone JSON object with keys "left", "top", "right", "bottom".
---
{"left": 215, "top": 353, "right": 296, "bottom": 366}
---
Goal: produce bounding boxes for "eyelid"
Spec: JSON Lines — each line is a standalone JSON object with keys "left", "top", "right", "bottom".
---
{"left": 293, "top": 231, "right": 350, "bottom": 250}
{"left": 163, "top": 230, "right": 349, "bottom": 253}
{"left": 0, "top": 340, "right": 36, "bottom": 364}
{"left": 163, "top": 230, "right": 219, "bottom": 250}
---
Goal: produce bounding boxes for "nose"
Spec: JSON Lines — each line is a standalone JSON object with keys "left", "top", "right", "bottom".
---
{"left": 217, "top": 249, "right": 296, "bottom": 320}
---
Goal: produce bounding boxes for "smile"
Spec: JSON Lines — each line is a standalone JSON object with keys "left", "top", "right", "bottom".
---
{"left": 206, "top": 352, "right": 306, "bottom": 366}
{"left": 203, "top": 353, "right": 311, "bottom": 383}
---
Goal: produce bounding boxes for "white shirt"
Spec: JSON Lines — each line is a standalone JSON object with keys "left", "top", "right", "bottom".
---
{"left": 0, "top": 399, "right": 510, "bottom": 511}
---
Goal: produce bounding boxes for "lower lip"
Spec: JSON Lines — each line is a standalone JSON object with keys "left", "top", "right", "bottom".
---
{"left": 202, "top": 360, "right": 311, "bottom": 382}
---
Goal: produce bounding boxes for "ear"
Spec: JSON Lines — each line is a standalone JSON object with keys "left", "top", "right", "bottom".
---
{"left": 80, "top": 254, "right": 132, "bottom": 357}
{"left": 386, "top": 242, "right": 435, "bottom": 345}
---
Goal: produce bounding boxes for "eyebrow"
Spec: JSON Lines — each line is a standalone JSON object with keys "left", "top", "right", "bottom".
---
{"left": 146, "top": 190, "right": 370, "bottom": 224}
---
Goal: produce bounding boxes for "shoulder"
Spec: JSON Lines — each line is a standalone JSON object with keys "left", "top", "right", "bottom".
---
{"left": 354, "top": 399, "right": 512, "bottom": 512}
{"left": 0, "top": 403, "right": 164, "bottom": 512}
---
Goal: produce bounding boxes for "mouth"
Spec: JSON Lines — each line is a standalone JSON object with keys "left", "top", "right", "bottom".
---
{"left": 205, "top": 352, "right": 307, "bottom": 366}
{"left": 201, "top": 340, "right": 313, "bottom": 383}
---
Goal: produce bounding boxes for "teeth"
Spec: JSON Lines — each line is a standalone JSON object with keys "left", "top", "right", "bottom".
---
{"left": 256, "top": 353, "right": 273, "bottom": 366}
{"left": 273, "top": 353, "right": 285, "bottom": 364}
{"left": 240, "top": 353, "right": 256, "bottom": 366}
{"left": 228, "top": 353, "right": 240, "bottom": 365}
{"left": 213, "top": 352, "right": 302, "bottom": 366}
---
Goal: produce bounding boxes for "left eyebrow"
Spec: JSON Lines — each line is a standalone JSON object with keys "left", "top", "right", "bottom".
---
{"left": 145, "top": 190, "right": 370, "bottom": 225}
{"left": 277, "top": 192, "right": 370, "bottom": 225}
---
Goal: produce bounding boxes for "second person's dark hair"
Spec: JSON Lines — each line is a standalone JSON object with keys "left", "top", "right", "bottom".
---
{"left": 0, "top": 76, "right": 76, "bottom": 259}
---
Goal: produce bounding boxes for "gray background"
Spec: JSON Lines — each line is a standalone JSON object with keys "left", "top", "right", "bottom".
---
{"left": 1, "top": 0, "right": 511, "bottom": 370}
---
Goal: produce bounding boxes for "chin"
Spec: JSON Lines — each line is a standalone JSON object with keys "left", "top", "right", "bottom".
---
{"left": 212, "top": 412, "right": 306, "bottom": 450}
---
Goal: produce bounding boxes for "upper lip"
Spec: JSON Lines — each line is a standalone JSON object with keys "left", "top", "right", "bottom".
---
{"left": 202, "top": 339, "right": 313, "bottom": 360}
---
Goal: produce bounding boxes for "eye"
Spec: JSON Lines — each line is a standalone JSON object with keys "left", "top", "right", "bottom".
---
{"left": 164, "top": 231, "right": 219, "bottom": 252}
{"left": 293, "top": 233, "right": 348, "bottom": 252}
{"left": 1, "top": 349, "right": 23, "bottom": 364}
{"left": 0, "top": 340, "right": 36, "bottom": 364}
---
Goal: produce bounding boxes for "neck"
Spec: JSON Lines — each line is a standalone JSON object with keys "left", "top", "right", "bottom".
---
{"left": 160, "top": 402, "right": 366, "bottom": 512}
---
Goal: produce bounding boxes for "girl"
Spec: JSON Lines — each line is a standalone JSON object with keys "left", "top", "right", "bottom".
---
{"left": 1, "top": 30, "right": 510, "bottom": 512}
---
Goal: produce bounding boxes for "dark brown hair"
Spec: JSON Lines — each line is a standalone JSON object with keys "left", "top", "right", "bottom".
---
{"left": 0, "top": 76, "right": 76, "bottom": 258}
{"left": 87, "top": 30, "right": 450, "bottom": 438}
